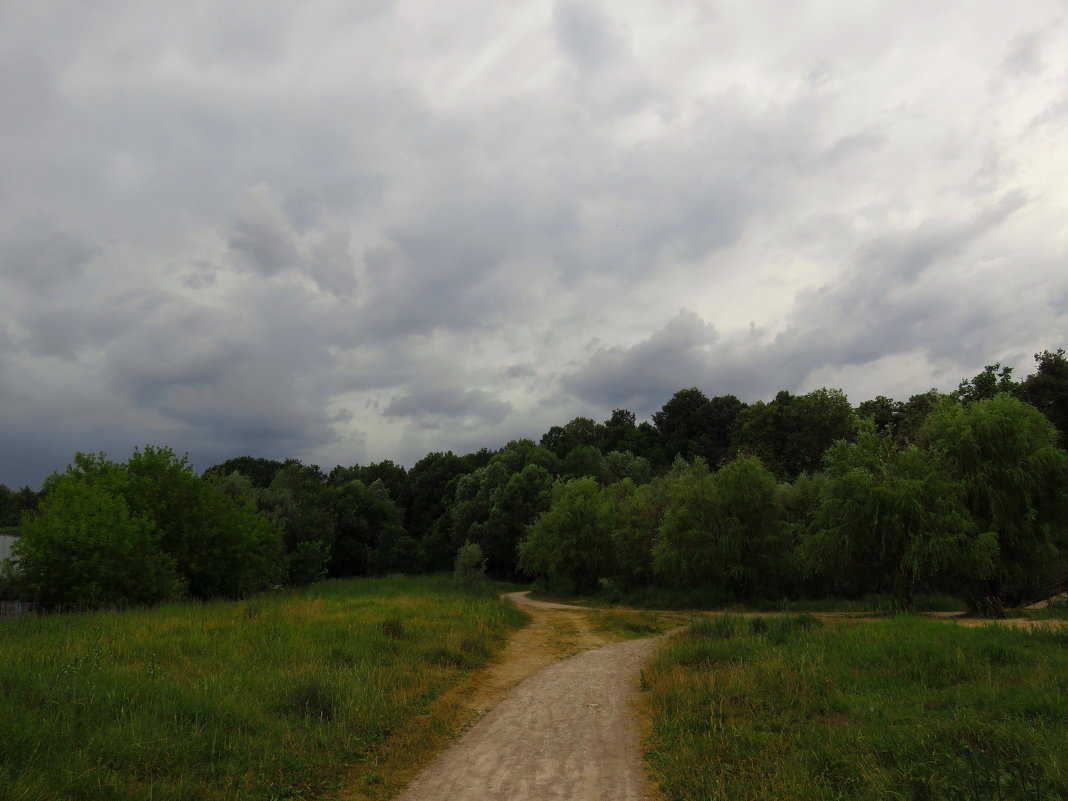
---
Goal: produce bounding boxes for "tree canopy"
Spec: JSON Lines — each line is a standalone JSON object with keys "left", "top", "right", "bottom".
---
{"left": 9, "top": 344, "right": 1068, "bottom": 614}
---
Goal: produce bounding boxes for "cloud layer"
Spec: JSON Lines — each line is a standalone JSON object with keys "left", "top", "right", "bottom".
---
{"left": 2, "top": 1, "right": 1066, "bottom": 486}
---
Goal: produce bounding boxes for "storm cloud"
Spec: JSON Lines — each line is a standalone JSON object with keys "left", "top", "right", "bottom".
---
{"left": 1, "top": 0, "right": 1067, "bottom": 487}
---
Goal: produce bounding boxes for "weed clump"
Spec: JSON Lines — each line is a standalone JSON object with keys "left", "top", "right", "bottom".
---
{"left": 278, "top": 677, "right": 341, "bottom": 720}
{"left": 380, "top": 617, "right": 406, "bottom": 640}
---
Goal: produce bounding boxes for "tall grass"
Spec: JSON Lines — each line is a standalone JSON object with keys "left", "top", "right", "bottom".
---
{"left": 0, "top": 575, "right": 527, "bottom": 801}
{"left": 645, "top": 615, "right": 1068, "bottom": 800}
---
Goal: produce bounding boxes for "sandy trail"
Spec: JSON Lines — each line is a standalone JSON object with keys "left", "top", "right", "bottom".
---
{"left": 394, "top": 592, "right": 661, "bottom": 801}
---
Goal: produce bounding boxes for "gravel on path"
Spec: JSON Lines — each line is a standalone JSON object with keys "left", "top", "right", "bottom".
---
{"left": 393, "top": 592, "right": 661, "bottom": 801}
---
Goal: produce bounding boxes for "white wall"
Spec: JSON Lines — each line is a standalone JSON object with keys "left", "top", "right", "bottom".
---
{"left": 0, "top": 533, "right": 17, "bottom": 564}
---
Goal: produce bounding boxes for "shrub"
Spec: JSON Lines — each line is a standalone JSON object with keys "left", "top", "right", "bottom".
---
{"left": 14, "top": 478, "right": 182, "bottom": 609}
{"left": 14, "top": 449, "right": 286, "bottom": 608}
{"left": 453, "top": 540, "right": 487, "bottom": 587}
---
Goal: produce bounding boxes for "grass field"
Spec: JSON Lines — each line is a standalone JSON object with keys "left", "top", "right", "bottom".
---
{"left": 0, "top": 575, "right": 527, "bottom": 801}
{"left": 644, "top": 614, "right": 1068, "bottom": 801}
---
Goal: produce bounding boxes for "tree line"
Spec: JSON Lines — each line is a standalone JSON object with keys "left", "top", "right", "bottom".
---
{"left": 3, "top": 348, "right": 1066, "bottom": 612}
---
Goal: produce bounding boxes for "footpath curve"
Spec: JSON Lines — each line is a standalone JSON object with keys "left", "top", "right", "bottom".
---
{"left": 393, "top": 592, "right": 661, "bottom": 801}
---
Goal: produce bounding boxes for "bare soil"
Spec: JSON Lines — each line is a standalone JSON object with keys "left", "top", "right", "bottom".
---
{"left": 922, "top": 610, "right": 1068, "bottom": 629}
{"left": 392, "top": 592, "right": 662, "bottom": 801}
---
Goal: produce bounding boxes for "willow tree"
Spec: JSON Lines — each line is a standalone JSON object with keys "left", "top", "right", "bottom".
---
{"left": 801, "top": 421, "right": 989, "bottom": 606}
{"left": 652, "top": 456, "right": 784, "bottom": 601}
{"left": 922, "top": 394, "right": 1068, "bottom": 606}
{"left": 518, "top": 477, "right": 614, "bottom": 593}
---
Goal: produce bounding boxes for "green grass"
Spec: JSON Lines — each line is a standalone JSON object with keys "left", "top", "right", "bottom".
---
{"left": 644, "top": 614, "right": 1068, "bottom": 800}
{"left": 588, "top": 609, "right": 674, "bottom": 639}
{"left": 0, "top": 575, "right": 527, "bottom": 801}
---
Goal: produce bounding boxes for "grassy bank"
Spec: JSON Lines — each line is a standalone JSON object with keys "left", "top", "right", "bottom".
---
{"left": 644, "top": 615, "right": 1068, "bottom": 800}
{"left": 0, "top": 575, "right": 527, "bottom": 801}
{"left": 530, "top": 577, "right": 967, "bottom": 615}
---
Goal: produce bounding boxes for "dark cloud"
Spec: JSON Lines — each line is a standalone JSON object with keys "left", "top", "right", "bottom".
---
{"left": 562, "top": 310, "right": 722, "bottom": 412}
{"left": 78, "top": 284, "right": 347, "bottom": 469}
{"left": 553, "top": 1, "right": 622, "bottom": 70}
{"left": 1000, "top": 30, "right": 1047, "bottom": 77}
{"left": 563, "top": 193, "right": 1038, "bottom": 413}
{"left": 384, "top": 380, "right": 512, "bottom": 428}
{"left": 1028, "top": 91, "right": 1068, "bottom": 132}
{"left": 17, "top": 290, "right": 167, "bottom": 359}
{"left": 226, "top": 183, "right": 360, "bottom": 294}
{"left": 505, "top": 363, "right": 537, "bottom": 380}
{"left": 776, "top": 195, "right": 1035, "bottom": 370}
{"left": 0, "top": 1, "right": 1066, "bottom": 486}
{"left": 852, "top": 192, "right": 1027, "bottom": 284}
{"left": 356, "top": 198, "right": 534, "bottom": 337}
{"left": 820, "top": 132, "right": 886, "bottom": 166}
{"left": 281, "top": 177, "right": 384, "bottom": 232}
{"left": 227, "top": 184, "right": 301, "bottom": 277}
{"left": 0, "top": 222, "right": 97, "bottom": 292}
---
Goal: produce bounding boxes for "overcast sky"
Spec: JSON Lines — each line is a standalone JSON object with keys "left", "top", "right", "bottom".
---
{"left": 2, "top": 1, "right": 1067, "bottom": 488}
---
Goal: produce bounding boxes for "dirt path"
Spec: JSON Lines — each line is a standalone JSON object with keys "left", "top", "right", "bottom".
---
{"left": 920, "top": 610, "right": 1068, "bottom": 630}
{"left": 393, "top": 592, "right": 661, "bottom": 801}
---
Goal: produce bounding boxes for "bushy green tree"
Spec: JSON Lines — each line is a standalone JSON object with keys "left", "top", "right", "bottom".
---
{"left": 329, "top": 481, "right": 373, "bottom": 577}
{"left": 1020, "top": 348, "right": 1068, "bottom": 444}
{"left": 494, "top": 439, "right": 560, "bottom": 475}
{"left": 13, "top": 448, "right": 284, "bottom": 607}
{"left": 350, "top": 460, "right": 411, "bottom": 514}
{"left": 261, "top": 462, "right": 336, "bottom": 552}
{"left": 451, "top": 461, "right": 507, "bottom": 564}
{"left": 776, "top": 471, "right": 829, "bottom": 598}
{"left": 518, "top": 477, "right": 615, "bottom": 593}
{"left": 653, "top": 456, "right": 783, "bottom": 600}
{"left": 732, "top": 388, "right": 854, "bottom": 479}
{"left": 406, "top": 451, "right": 466, "bottom": 536}
{"left": 541, "top": 417, "right": 605, "bottom": 460}
{"left": 330, "top": 479, "right": 416, "bottom": 576}
{"left": 598, "top": 408, "right": 643, "bottom": 455}
{"left": 481, "top": 464, "right": 553, "bottom": 574}
{"left": 453, "top": 540, "right": 487, "bottom": 587}
{"left": 451, "top": 445, "right": 555, "bottom": 576}
{"left": 855, "top": 395, "right": 902, "bottom": 434}
{"left": 13, "top": 466, "right": 181, "bottom": 609}
{"left": 287, "top": 540, "right": 330, "bottom": 585}
{"left": 609, "top": 476, "right": 669, "bottom": 589}
{"left": 801, "top": 421, "right": 988, "bottom": 605}
{"left": 651, "top": 389, "right": 744, "bottom": 468}
{"left": 124, "top": 447, "right": 284, "bottom": 598}
{"left": 195, "top": 488, "right": 286, "bottom": 597}
{"left": 604, "top": 450, "right": 653, "bottom": 485}
{"left": 202, "top": 456, "right": 288, "bottom": 488}
{"left": 955, "top": 363, "right": 1019, "bottom": 404}
{"left": 0, "top": 484, "right": 38, "bottom": 528}
{"left": 923, "top": 395, "right": 1068, "bottom": 605}
{"left": 561, "top": 445, "right": 609, "bottom": 483}
{"left": 894, "top": 389, "right": 943, "bottom": 446}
